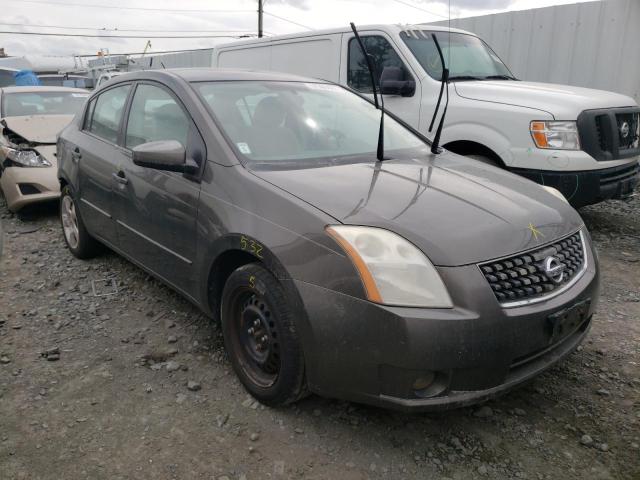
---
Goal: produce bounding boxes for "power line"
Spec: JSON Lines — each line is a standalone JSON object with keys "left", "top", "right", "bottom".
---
{"left": 389, "top": 0, "right": 449, "bottom": 19}
{"left": 262, "top": 11, "right": 313, "bottom": 30}
{"left": 6, "top": 0, "right": 253, "bottom": 14}
{"left": 0, "top": 31, "right": 254, "bottom": 39}
{"left": 0, "top": 22, "right": 257, "bottom": 34}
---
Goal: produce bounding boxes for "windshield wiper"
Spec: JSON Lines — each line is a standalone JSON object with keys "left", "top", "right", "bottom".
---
{"left": 350, "top": 22, "right": 386, "bottom": 162}
{"left": 448, "top": 75, "right": 484, "bottom": 82}
{"left": 483, "top": 74, "right": 517, "bottom": 80}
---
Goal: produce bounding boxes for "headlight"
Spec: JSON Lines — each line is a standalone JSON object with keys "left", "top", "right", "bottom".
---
{"left": 1, "top": 146, "right": 51, "bottom": 167}
{"left": 530, "top": 121, "right": 580, "bottom": 150}
{"left": 542, "top": 185, "right": 568, "bottom": 203}
{"left": 326, "top": 226, "right": 453, "bottom": 308}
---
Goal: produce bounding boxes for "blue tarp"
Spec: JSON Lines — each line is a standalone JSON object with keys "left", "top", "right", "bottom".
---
{"left": 14, "top": 70, "right": 41, "bottom": 86}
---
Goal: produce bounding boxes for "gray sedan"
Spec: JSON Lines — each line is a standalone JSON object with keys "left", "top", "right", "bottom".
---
{"left": 57, "top": 69, "right": 599, "bottom": 411}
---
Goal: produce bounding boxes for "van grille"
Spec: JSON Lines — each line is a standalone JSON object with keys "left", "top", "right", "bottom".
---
{"left": 617, "top": 112, "right": 640, "bottom": 150}
{"left": 479, "top": 231, "right": 586, "bottom": 307}
{"left": 578, "top": 107, "right": 640, "bottom": 161}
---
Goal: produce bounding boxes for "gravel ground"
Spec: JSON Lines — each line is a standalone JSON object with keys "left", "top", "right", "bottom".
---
{"left": 1, "top": 195, "right": 639, "bottom": 480}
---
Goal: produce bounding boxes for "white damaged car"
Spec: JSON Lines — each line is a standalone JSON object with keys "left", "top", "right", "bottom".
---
{"left": 0, "top": 86, "right": 88, "bottom": 212}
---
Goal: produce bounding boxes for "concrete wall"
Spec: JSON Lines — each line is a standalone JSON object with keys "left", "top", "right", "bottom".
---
{"left": 430, "top": 0, "right": 640, "bottom": 101}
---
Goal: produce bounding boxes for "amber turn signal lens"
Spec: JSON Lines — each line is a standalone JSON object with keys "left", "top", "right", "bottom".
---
{"left": 326, "top": 226, "right": 383, "bottom": 303}
{"left": 530, "top": 121, "right": 549, "bottom": 148}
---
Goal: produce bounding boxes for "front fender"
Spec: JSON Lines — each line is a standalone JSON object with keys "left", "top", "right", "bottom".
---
{"left": 441, "top": 121, "right": 513, "bottom": 165}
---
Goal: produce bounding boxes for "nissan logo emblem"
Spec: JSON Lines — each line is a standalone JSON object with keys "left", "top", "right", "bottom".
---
{"left": 620, "top": 121, "right": 630, "bottom": 139}
{"left": 544, "top": 256, "right": 565, "bottom": 284}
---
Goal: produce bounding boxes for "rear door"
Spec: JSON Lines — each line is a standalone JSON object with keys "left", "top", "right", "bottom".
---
{"left": 75, "top": 83, "right": 132, "bottom": 246}
{"left": 113, "top": 82, "right": 204, "bottom": 294}
{"left": 341, "top": 32, "right": 421, "bottom": 129}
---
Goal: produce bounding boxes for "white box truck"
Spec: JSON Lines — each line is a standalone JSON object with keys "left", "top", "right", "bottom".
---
{"left": 212, "top": 24, "right": 640, "bottom": 208}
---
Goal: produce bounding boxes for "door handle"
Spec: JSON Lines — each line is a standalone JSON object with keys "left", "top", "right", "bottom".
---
{"left": 112, "top": 171, "right": 128, "bottom": 185}
{"left": 71, "top": 147, "right": 82, "bottom": 163}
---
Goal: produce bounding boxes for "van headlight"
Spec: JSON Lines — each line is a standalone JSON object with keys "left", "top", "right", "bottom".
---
{"left": 530, "top": 121, "right": 580, "bottom": 150}
{"left": 326, "top": 226, "right": 453, "bottom": 308}
{"left": 542, "top": 185, "right": 568, "bottom": 203}
{"left": 1, "top": 146, "right": 51, "bottom": 167}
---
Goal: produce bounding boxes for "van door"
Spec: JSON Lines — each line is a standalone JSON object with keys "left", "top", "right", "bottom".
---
{"left": 341, "top": 32, "right": 421, "bottom": 129}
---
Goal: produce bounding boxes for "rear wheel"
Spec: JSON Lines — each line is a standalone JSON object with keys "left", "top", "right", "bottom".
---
{"left": 220, "top": 263, "right": 307, "bottom": 406}
{"left": 60, "top": 185, "right": 100, "bottom": 259}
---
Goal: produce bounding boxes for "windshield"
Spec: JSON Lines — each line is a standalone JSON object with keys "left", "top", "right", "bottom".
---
{"left": 194, "top": 81, "right": 426, "bottom": 164}
{"left": 400, "top": 31, "right": 515, "bottom": 81}
{"left": 2, "top": 91, "right": 89, "bottom": 117}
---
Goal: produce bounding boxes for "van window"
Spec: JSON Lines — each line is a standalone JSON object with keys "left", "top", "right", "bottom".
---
{"left": 347, "top": 36, "right": 411, "bottom": 93}
{"left": 125, "top": 84, "right": 190, "bottom": 149}
{"left": 87, "top": 84, "right": 130, "bottom": 144}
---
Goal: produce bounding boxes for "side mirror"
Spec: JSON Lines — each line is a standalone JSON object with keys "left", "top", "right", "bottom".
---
{"left": 379, "top": 66, "right": 416, "bottom": 97}
{"left": 132, "top": 140, "right": 198, "bottom": 174}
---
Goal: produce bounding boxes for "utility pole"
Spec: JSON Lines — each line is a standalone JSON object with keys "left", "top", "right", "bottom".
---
{"left": 258, "top": 0, "right": 263, "bottom": 38}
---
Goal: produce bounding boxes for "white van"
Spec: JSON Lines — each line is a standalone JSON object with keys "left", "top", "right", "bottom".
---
{"left": 213, "top": 24, "right": 640, "bottom": 208}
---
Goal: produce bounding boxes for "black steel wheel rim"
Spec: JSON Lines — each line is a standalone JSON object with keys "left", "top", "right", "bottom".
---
{"left": 229, "top": 288, "right": 281, "bottom": 388}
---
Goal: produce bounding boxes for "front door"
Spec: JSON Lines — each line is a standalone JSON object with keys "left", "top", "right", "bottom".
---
{"left": 341, "top": 32, "right": 422, "bottom": 130}
{"left": 76, "top": 83, "right": 132, "bottom": 246}
{"left": 113, "top": 82, "right": 204, "bottom": 295}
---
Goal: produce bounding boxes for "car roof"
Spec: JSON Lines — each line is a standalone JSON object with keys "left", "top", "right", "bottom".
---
{"left": 216, "top": 23, "right": 475, "bottom": 49}
{"left": 0, "top": 86, "right": 89, "bottom": 94}
{"left": 106, "top": 68, "right": 332, "bottom": 85}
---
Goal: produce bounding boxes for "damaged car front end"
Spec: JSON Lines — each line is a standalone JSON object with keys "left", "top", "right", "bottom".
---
{"left": 0, "top": 87, "right": 88, "bottom": 212}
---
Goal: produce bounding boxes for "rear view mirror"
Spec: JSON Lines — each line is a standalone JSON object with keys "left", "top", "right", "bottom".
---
{"left": 132, "top": 140, "right": 197, "bottom": 174}
{"left": 380, "top": 66, "right": 416, "bottom": 97}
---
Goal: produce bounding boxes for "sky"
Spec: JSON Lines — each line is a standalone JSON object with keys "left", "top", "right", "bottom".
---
{"left": 0, "top": 0, "right": 600, "bottom": 57}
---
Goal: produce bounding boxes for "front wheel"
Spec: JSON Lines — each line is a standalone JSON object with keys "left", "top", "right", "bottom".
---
{"left": 220, "top": 263, "right": 307, "bottom": 406}
{"left": 60, "top": 185, "right": 100, "bottom": 259}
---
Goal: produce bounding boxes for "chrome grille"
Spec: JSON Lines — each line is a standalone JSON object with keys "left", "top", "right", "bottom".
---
{"left": 479, "top": 231, "right": 586, "bottom": 307}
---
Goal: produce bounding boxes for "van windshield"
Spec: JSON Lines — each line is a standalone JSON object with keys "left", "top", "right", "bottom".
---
{"left": 194, "top": 81, "right": 426, "bottom": 164}
{"left": 400, "top": 31, "right": 515, "bottom": 81}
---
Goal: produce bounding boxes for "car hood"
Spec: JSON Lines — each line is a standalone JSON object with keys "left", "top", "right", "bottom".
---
{"left": 454, "top": 80, "right": 637, "bottom": 119}
{"left": 252, "top": 153, "right": 583, "bottom": 266}
{"left": 1, "top": 114, "right": 76, "bottom": 144}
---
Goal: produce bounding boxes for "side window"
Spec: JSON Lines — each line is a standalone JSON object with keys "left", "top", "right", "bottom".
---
{"left": 125, "top": 84, "right": 190, "bottom": 149}
{"left": 348, "top": 36, "right": 410, "bottom": 93}
{"left": 88, "top": 84, "right": 131, "bottom": 144}
{"left": 83, "top": 98, "right": 96, "bottom": 130}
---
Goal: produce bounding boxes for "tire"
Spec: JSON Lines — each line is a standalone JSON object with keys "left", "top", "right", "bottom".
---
{"left": 60, "top": 185, "right": 100, "bottom": 259}
{"left": 220, "top": 263, "right": 307, "bottom": 406}
{"left": 466, "top": 154, "right": 500, "bottom": 167}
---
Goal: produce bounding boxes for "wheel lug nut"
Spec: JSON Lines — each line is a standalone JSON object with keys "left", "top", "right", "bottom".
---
{"left": 253, "top": 319, "right": 260, "bottom": 327}
{"left": 248, "top": 327, "right": 254, "bottom": 334}
{"left": 261, "top": 335, "right": 268, "bottom": 342}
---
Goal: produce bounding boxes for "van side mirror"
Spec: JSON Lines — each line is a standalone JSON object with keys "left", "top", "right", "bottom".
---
{"left": 132, "top": 140, "right": 198, "bottom": 174}
{"left": 379, "top": 66, "right": 416, "bottom": 97}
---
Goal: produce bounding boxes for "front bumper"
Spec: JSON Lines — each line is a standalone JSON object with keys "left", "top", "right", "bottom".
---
{"left": 511, "top": 160, "right": 639, "bottom": 208}
{"left": 291, "top": 236, "right": 599, "bottom": 411}
{"left": 0, "top": 165, "right": 60, "bottom": 212}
